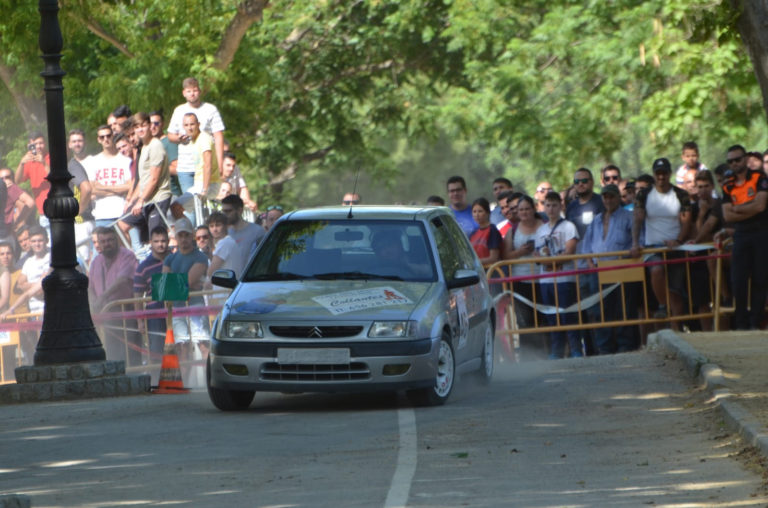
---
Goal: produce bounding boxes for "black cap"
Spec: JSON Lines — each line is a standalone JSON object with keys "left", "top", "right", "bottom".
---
{"left": 601, "top": 184, "right": 620, "bottom": 196}
{"left": 652, "top": 158, "right": 671, "bottom": 173}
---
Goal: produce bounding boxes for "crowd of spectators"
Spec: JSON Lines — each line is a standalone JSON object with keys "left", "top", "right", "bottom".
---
{"left": 444, "top": 141, "right": 767, "bottom": 359}
{"left": 1, "top": 75, "right": 763, "bottom": 373}
{"left": 0, "top": 77, "right": 282, "bottom": 374}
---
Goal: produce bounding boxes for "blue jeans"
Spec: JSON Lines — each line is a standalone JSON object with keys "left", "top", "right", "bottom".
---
{"left": 592, "top": 285, "right": 639, "bottom": 354}
{"left": 177, "top": 172, "right": 195, "bottom": 194}
{"left": 541, "top": 282, "right": 582, "bottom": 358}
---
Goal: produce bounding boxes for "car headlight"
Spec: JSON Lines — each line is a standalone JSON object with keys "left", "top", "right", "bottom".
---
{"left": 369, "top": 321, "right": 415, "bottom": 338}
{"left": 224, "top": 320, "right": 263, "bottom": 339}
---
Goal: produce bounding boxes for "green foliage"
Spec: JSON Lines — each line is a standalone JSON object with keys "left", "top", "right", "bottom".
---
{"left": 1, "top": 0, "right": 767, "bottom": 206}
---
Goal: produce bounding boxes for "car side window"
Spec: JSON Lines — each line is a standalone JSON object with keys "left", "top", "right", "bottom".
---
{"left": 440, "top": 216, "right": 477, "bottom": 269}
{"left": 430, "top": 217, "right": 464, "bottom": 283}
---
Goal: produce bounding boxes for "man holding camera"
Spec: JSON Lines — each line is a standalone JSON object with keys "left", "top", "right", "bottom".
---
{"left": 15, "top": 132, "right": 50, "bottom": 224}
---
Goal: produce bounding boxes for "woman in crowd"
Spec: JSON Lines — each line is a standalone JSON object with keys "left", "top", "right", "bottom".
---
{"left": 469, "top": 197, "right": 502, "bottom": 266}
{"left": 502, "top": 195, "right": 546, "bottom": 358}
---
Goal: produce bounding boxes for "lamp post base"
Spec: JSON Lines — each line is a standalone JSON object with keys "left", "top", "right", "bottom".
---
{"left": 34, "top": 268, "right": 105, "bottom": 365}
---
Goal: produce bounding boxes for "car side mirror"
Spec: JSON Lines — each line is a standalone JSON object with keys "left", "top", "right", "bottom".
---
{"left": 446, "top": 269, "right": 480, "bottom": 290}
{"left": 211, "top": 269, "right": 238, "bottom": 289}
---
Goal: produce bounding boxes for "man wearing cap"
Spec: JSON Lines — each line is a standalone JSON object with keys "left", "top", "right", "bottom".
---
{"left": 565, "top": 167, "right": 605, "bottom": 354}
{"left": 163, "top": 216, "right": 210, "bottom": 380}
{"left": 582, "top": 184, "right": 638, "bottom": 353}
{"left": 717, "top": 144, "right": 768, "bottom": 330}
{"left": 630, "top": 157, "right": 692, "bottom": 321}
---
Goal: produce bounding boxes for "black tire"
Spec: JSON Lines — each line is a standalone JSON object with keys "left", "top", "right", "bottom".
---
{"left": 475, "top": 318, "right": 494, "bottom": 386}
{"left": 206, "top": 357, "right": 255, "bottom": 411}
{"left": 407, "top": 333, "right": 455, "bottom": 407}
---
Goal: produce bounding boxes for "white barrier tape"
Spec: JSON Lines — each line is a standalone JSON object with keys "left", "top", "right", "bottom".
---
{"left": 496, "top": 283, "right": 620, "bottom": 315}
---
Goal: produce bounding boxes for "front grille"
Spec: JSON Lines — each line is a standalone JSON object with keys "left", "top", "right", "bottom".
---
{"left": 270, "top": 325, "right": 363, "bottom": 338}
{"left": 260, "top": 362, "right": 371, "bottom": 381}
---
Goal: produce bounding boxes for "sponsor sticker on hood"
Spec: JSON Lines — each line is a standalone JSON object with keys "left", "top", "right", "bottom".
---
{"left": 312, "top": 287, "right": 413, "bottom": 315}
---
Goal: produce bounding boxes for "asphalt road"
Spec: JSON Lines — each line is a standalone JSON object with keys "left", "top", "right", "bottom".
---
{"left": 1, "top": 351, "right": 766, "bottom": 507}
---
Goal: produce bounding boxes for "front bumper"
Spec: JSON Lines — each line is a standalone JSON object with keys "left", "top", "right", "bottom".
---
{"left": 208, "top": 336, "right": 440, "bottom": 393}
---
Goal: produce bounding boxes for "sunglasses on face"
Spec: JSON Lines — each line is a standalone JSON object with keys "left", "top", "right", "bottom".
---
{"left": 342, "top": 200, "right": 359, "bottom": 205}
{"left": 537, "top": 187, "right": 552, "bottom": 193}
{"left": 573, "top": 178, "right": 590, "bottom": 184}
{"left": 150, "top": 121, "right": 161, "bottom": 126}
{"left": 727, "top": 155, "right": 744, "bottom": 164}
{"left": 267, "top": 205, "right": 284, "bottom": 211}
{"left": 98, "top": 133, "right": 112, "bottom": 140}
{"left": 196, "top": 235, "right": 210, "bottom": 241}
{"left": 604, "top": 175, "right": 620, "bottom": 182}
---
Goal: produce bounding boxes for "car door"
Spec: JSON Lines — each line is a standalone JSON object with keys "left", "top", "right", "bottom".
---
{"left": 440, "top": 215, "right": 490, "bottom": 359}
{"left": 429, "top": 215, "right": 486, "bottom": 365}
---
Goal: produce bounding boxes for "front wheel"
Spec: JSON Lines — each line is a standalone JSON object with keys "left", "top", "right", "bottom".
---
{"left": 407, "top": 333, "right": 455, "bottom": 406}
{"left": 207, "top": 357, "right": 256, "bottom": 411}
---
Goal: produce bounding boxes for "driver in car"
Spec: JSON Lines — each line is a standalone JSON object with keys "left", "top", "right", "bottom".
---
{"left": 372, "top": 231, "right": 431, "bottom": 279}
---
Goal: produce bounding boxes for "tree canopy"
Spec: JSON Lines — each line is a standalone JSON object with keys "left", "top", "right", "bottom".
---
{"left": 1, "top": 0, "right": 766, "bottom": 206}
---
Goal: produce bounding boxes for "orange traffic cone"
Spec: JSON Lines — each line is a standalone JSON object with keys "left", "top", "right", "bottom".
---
{"left": 153, "top": 328, "right": 190, "bottom": 394}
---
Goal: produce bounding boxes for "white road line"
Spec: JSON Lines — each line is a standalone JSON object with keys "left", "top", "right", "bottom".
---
{"left": 384, "top": 408, "right": 417, "bottom": 508}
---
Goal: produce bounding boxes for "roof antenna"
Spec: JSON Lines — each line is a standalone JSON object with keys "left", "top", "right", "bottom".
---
{"left": 347, "top": 166, "right": 360, "bottom": 219}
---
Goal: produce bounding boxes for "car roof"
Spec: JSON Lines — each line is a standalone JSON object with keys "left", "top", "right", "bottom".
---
{"left": 282, "top": 205, "right": 449, "bottom": 221}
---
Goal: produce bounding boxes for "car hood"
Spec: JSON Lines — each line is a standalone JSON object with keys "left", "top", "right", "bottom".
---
{"left": 226, "top": 280, "right": 435, "bottom": 321}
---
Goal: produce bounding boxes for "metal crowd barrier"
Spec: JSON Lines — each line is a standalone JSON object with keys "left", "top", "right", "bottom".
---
{"left": 0, "top": 289, "right": 230, "bottom": 384}
{"left": 486, "top": 244, "right": 731, "bottom": 362}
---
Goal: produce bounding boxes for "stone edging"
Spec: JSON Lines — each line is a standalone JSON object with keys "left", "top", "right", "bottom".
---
{"left": 648, "top": 329, "right": 768, "bottom": 459}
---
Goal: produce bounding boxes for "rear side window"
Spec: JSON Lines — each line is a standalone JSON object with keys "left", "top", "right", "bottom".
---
{"left": 442, "top": 215, "right": 480, "bottom": 269}
{"left": 430, "top": 217, "right": 465, "bottom": 283}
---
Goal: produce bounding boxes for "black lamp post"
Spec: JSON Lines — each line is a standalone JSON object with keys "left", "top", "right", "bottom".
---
{"left": 34, "top": 0, "right": 105, "bottom": 364}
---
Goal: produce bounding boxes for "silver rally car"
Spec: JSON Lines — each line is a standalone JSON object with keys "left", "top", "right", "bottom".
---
{"left": 207, "top": 206, "right": 495, "bottom": 410}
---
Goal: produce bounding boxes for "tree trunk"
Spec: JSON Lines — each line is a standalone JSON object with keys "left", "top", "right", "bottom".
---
{"left": 0, "top": 64, "right": 46, "bottom": 132}
{"left": 213, "top": 0, "right": 269, "bottom": 71}
{"left": 731, "top": 0, "right": 768, "bottom": 118}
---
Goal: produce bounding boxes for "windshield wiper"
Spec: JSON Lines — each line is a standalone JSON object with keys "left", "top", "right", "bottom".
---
{"left": 247, "top": 272, "right": 310, "bottom": 281}
{"left": 314, "top": 271, "right": 403, "bottom": 281}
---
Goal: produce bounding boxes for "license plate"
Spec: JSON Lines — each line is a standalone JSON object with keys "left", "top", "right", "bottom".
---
{"left": 277, "top": 348, "right": 350, "bottom": 365}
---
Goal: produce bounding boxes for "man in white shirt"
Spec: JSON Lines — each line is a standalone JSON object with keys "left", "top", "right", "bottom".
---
{"left": 84, "top": 125, "right": 133, "bottom": 227}
{"left": 167, "top": 77, "right": 226, "bottom": 177}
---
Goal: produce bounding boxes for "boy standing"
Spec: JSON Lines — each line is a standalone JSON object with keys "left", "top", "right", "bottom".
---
{"left": 675, "top": 141, "right": 708, "bottom": 187}
{"left": 535, "top": 191, "right": 581, "bottom": 359}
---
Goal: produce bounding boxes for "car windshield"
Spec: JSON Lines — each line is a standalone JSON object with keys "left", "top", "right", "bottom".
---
{"left": 243, "top": 220, "right": 438, "bottom": 283}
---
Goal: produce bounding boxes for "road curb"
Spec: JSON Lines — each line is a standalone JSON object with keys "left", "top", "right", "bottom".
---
{"left": 648, "top": 329, "right": 768, "bottom": 459}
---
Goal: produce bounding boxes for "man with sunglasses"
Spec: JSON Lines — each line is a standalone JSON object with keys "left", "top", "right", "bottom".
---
{"left": 719, "top": 144, "right": 768, "bottom": 330}
{"left": 600, "top": 164, "right": 622, "bottom": 188}
{"left": 83, "top": 124, "right": 133, "bottom": 228}
{"left": 565, "top": 167, "right": 605, "bottom": 354}
{"left": 342, "top": 192, "right": 361, "bottom": 206}
{"left": 566, "top": 168, "right": 604, "bottom": 243}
